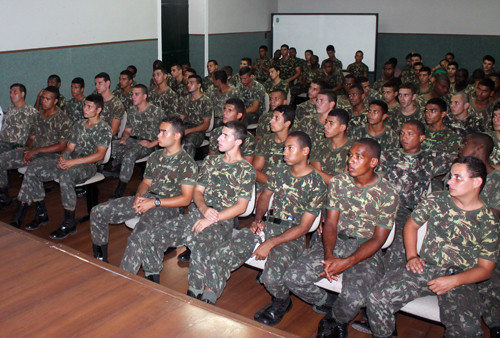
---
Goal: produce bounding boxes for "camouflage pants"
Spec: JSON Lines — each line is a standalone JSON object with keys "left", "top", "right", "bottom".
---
{"left": 182, "top": 132, "right": 205, "bottom": 158}
{"left": 367, "top": 265, "right": 483, "bottom": 337}
{"left": 17, "top": 157, "right": 96, "bottom": 210}
{"left": 0, "top": 148, "right": 58, "bottom": 186}
{"left": 383, "top": 206, "right": 412, "bottom": 272}
{"left": 479, "top": 256, "right": 500, "bottom": 328}
{"left": 90, "top": 193, "right": 178, "bottom": 245}
{"left": 286, "top": 237, "right": 384, "bottom": 323}
{"left": 0, "top": 141, "right": 20, "bottom": 155}
{"left": 111, "top": 138, "right": 154, "bottom": 182}
{"left": 205, "top": 223, "right": 306, "bottom": 300}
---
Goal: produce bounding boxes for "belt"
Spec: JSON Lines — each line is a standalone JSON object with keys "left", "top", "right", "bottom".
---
{"left": 262, "top": 215, "right": 294, "bottom": 226}
{"left": 338, "top": 233, "right": 367, "bottom": 242}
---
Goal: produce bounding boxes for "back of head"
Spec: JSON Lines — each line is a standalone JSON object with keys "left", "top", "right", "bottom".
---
{"left": 48, "top": 74, "right": 61, "bottom": 84}
{"left": 127, "top": 65, "right": 137, "bottom": 76}
{"left": 239, "top": 66, "right": 252, "bottom": 77}
{"left": 221, "top": 66, "right": 233, "bottom": 77}
{"left": 467, "top": 132, "right": 494, "bottom": 157}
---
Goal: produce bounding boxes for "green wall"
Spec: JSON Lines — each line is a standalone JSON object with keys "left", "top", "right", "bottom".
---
{"left": 0, "top": 40, "right": 158, "bottom": 108}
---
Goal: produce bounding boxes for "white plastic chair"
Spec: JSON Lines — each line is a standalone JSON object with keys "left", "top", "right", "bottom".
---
{"left": 117, "top": 112, "right": 127, "bottom": 139}
{"left": 247, "top": 93, "right": 269, "bottom": 131}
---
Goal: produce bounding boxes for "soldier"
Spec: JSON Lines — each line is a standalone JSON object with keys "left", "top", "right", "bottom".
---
{"left": 35, "top": 74, "right": 67, "bottom": 112}
{"left": 445, "top": 91, "right": 485, "bottom": 138}
{"left": 253, "top": 45, "right": 273, "bottom": 84}
{"left": 112, "top": 70, "right": 134, "bottom": 112}
{"left": 90, "top": 116, "right": 197, "bottom": 263}
{"left": 321, "top": 44, "right": 343, "bottom": 71}
{"left": 417, "top": 66, "right": 433, "bottom": 96}
{"left": 13, "top": 94, "right": 111, "bottom": 239}
{"left": 352, "top": 99, "right": 398, "bottom": 151}
{"left": 366, "top": 156, "right": 499, "bottom": 338}
{"left": 422, "top": 98, "right": 462, "bottom": 155}
{"left": 322, "top": 59, "right": 343, "bottom": 93}
{"left": 299, "top": 55, "right": 324, "bottom": 94}
{"left": 295, "top": 90, "right": 336, "bottom": 149}
{"left": 255, "top": 89, "right": 287, "bottom": 141}
{"left": 373, "top": 61, "right": 396, "bottom": 93}
{"left": 294, "top": 80, "right": 325, "bottom": 122}
{"left": 386, "top": 83, "right": 424, "bottom": 133}
{"left": 263, "top": 66, "right": 289, "bottom": 95}
{"left": 203, "top": 59, "right": 218, "bottom": 92}
{"left": 254, "top": 105, "right": 294, "bottom": 193}
{"left": 116, "top": 65, "right": 138, "bottom": 91}
{"left": 108, "top": 84, "right": 164, "bottom": 199}
{"left": 177, "top": 75, "right": 213, "bottom": 158}
{"left": 483, "top": 55, "right": 496, "bottom": 76}
{"left": 283, "top": 138, "right": 399, "bottom": 337}
{"left": 94, "top": 72, "right": 126, "bottom": 137}
{"left": 310, "top": 108, "right": 353, "bottom": 184}
{"left": 149, "top": 66, "right": 178, "bottom": 119}
{"left": 359, "top": 76, "right": 381, "bottom": 107}
{"left": 381, "top": 80, "right": 401, "bottom": 117}
{"left": 346, "top": 50, "right": 369, "bottom": 78}
{"left": 417, "top": 73, "right": 450, "bottom": 106}
{"left": 344, "top": 84, "right": 368, "bottom": 131}
{"left": 207, "top": 70, "right": 240, "bottom": 128}
{"left": 120, "top": 121, "right": 255, "bottom": 289}
{"left": 447, "top": 61, "right": 459, "bottom": 94}
{"left": 208, "top": 98, "right": 255, "bottom": 164}
{"left": 65, "top": 78, "right": 86, "bottom": 123}
{"left": 275, "top": 44, "right": 301, "bottom": 84}
{"left": 229, "top": 57, "right": 251, "bottom": 87}
{"left": 400, "top": 53, "right": 422, "bottom": 86}
{"left": 169, "top": 63, "right": 185, "bottom": 96}
{"left": 469, "top": 78, "right": 495, "bottom": 130}
{"left": 490, "top": 102, "right": 500, "bottom": 166}
{"left": 335, "top": 74, "right": 356, "bottom": 109}
{"left": 201, "top": 132, "right": 326, "bottom": 325}
{"left": 4, "top": 87, "right": 71, "bottom": 227}
{"left": 237, "top": 66, "right": 266, "bottom": 125}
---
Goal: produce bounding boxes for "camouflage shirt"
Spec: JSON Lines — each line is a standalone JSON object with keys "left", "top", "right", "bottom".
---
{"left": 351, "top": 125, "right": 399, "bottom": 151}
{"left": 295, "top": 100, "right": 316, "bottom": 122}
{"left": 321, "top": 58, "right": 343, "bottom": 71}
{"left": 422, "top": 126, "right": 462, "bottom": 155}
{"left": 481, "top": 169, "right": 500, "bottom": 211}
{"left": 488, "top": 131, "right": 500, "bottom": 165}
{"left": 112, "top": 89, "right": 133, "bottom": 112}
{"left": 346, "top": 62, "right": 369, "bottom": 78}
{"left": 126, "top": 103, "right": 164, "bottom": 141}
{"left": 68, "top": 119, "right": 111, "bottom": 165}
{"left": 378, "top": 148, "right": 453, "bottom": 210}
{"left": 197, "top": 155, "right": 256, "bottom": 210}
{"left": 237, "top": 80, "right": 266, "bottom": 116}
{"left": 30, "top": 109, "right": 72, "bottom": 149}
{"left": 327, "top": 172, "right": 399, "bottom": 240}
{"left": 209, "top": 126, "right": 255, "bottom": 157}
{"left": 57, "top": 94, "right": 67, "bottom": 112}
{"left": 468, "top": 100, "right": 493, "bottom": 131}
{"left": 293, "top": 115, "right": 325, "bottom": 149}
{"left": 345, "top": 107, "right": 368, "bottom": 132}
{"left": 256, "top": 110, "right": 273, "bottom": 138}
{"left": 254, "top": 57, "right": 273, "bottom": 83}
{"left": 401, "top": 70, "right": 419, "bottom": 87}
{"left": 412, "top": 192, "right": 499, "bottom": 270}
{"left": 0, "top": 104, "right": 37, "bottom": 145}
{"left": 207, "top": 86, "right": 241, "bottom": 125}
{"left": 102, "top": 96, "right": 126, "bottom": 126}
{"left": 443, "top": 113, "right": 485, "bottom": 139}
{"left": 256, "top": 134, "right": 285, "bottom": 175}
{"left": 65, "top": 98, "right": 86, "bottom": 123}
{"left": 170, "top": 79, "right": 186, "bottom": 97}
{"left": 202, "top": 76, "right": 215, "bottom": 92}
{"left": 229, "top": 74, "right": 241, "bottom": 88}
{"left": 144, "top": 148, "right": 198, "bottom": 198}
{"left": 302, "top": 67, "right": 324, "bottom": 87}
{"left": 325, "top": 68, "right": 344, "bottom": 92}
{"left": 263, "top": 79, "right": 289, "bottom": 95}
{"left": 149, "top": 87, "right": 178, "bottom": 119}
{"left": 177, "top": 94, "right": 213, "bottom": 127}
{"left": 310, "top": 138, "right": 354, "bottom": 176}
{"left": 266, "top": 164, "right": 326, "bottom": 222}
{"left": 417, "top": 82, "right": 433, "bottom": 96}
{"left": 275, "top": 57, "right": 300, "bottom": 81}
{"left": 336, "top": 96, "right": 350, "bottom": 110}
{"left": 385, "top": 106, "right": 424, "bottom": 133}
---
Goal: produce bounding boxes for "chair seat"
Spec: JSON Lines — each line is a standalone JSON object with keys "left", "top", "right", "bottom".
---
{"left": 135, "top": 156, "right": 149, "bottom": 164}
{"left": 54, "top": 172, "right": 105, "bottom": 187}
{"left": 125, "top": 216, "right": 140, "bottom": 230}
{"left": 247, "top": 123, "right": 258, "bottom": 130}
{"left": 400, "top": 295, "right": 440, "bottom": 322}
{"left": 18, "top": 166, "right": 27, "bottom": 175}
{"left": 201, "top": 139, "right": 209, "bottom": 148}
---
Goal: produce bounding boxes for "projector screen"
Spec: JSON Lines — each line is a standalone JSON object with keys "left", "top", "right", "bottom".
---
{"left": 272, "top": 13, "right": 378, "bottom": 72}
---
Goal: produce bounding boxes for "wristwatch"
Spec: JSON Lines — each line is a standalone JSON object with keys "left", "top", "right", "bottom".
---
{"left": 154, "top": 197, "right": 161, "bottom": 207}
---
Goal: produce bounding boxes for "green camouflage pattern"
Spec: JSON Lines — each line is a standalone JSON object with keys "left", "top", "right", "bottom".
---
{"left": 302, "top": 67, "right": 324, "bottom": 88}
{"left": 310, "top": 138, "right": 354, "bottom": 176}
{"left": 488, "top": 131, "right": 500, "bottom": 165}
{"left": 125, "top": 103, "right": 164, "bottom": 141}
{"left": 254, "top": 57, "right": 273, "bottom": 83}
{"left": 149, "top": 87, "right": 178, "bottom": 119}
{"left": 293, "top": 115, "right": 325, "bottom": 149}
{"left": 346, "top": 62, "right": 369, "bottom": 78}
{"left": 468, "top": 100, "right": 493, "bottom": 131}
{"left": 263, "top": 79, "right": 289, "bottom": 95}
{"left": 111, "top": 138, "right": 155, "bottom": 183}
{"left": 101, "top": 96, "right": 125, "bottom": 126}
{"left": 351, "top": 125, "right": 399, "bottom": 151}
{"left": 112, "top": 89, "right": 133, "bottom": 112}
{"left": 209, "top": 126, "right": 255, "bottom": 157}
{"left": 336, "top": 95, "right": 350, "bottom": 110}
{"left": 177, "top": 94, "right": 213, "bottom": 126}
{"left": 57, "top": 94, "right": 67, "bottom": 112}
{"left": 275, "top": 57, "right": 300, "bottom": 81}
{"left": 256, "top": 110, "right": 273, "bottom": 137}
{"left": 345, "top": 107, "right": 368, "bottom": 132}
{"left": 206, "top": 85, "right": 241, "bottom": 127}
{"left": 294, "top": 100, "right": 316, "bottom": 122}
{"left": 236, "top": 80, "right": 266, "bottom": 116}
{"left": 385, "top": 106, "right": 424, "bottom": 133}
{"left": 202, "top": 76, "right": 214, "bottom": 92}
{"left": 0, "top": 104, "right": 37, "bottom": 146}
{"left": 422, "top": 126, "right": 462, "bottom": 155}
{"left": 443, "top": 113, "right": 485, "bottom": 139}
{"left": 30, "top": 109, "right": 72, "bottom": 148}
{"left": 255, "top": 134, "right": 285, "bottom": 175}
{"left": 68, "top": 119, "right": 111, "bottom": 164}
{"left": 64, "top": 98, "right": 85, "bottom": 123}
{"left": 480, "top": 169, "right": 500, "bottom": 211}
{"left": 417, "top": 82, "right": 433, "bottom": 96}
{"left": 325, "top": 68, "right": 344, "bottom": 91}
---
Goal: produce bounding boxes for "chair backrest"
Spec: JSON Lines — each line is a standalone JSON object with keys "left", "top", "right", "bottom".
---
{"left": 416, "top": 222, "right": 427, "bottom": 253}
{"left": 102, "top": 142, "right": 112, "bottom": 164}
{"left": 240, "top": 185, "right": 256, "bottom": 218}
{"left": 264, "top": 92, "right": 270, "bottom": 112}
{"left": 382, "top": 222, "right": 396, "bottom": 249}
{"left": 117, "top": 112, "right": 127, "bottom": 138}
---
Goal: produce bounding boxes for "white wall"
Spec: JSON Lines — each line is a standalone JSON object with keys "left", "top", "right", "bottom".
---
{"left": 1, "top": 0, "right": 157, "bottom": 52}
{"left": 277, "top": 0, "right": 500, "bottom": 35}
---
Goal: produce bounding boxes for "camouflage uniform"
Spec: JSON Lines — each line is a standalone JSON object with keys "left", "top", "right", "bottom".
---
{"left": 237, "top": 80, "right": 266, "bottom": 124}
{"left": 345, "top": 107, "right": 368, "bottom": 132}
{"left": 346, "top": 62, "right": 369, "bottom": 78}
{"left": 275, "top": 57, "right": 300, "bottom": 82}
{"left": 91, "top": 148, "right": 197, "bottom": 247}
{"left": 120, "top": 155, "right": 255, "bottom": 291}
{"left": 256, "top": 110, "right": 273, "bottom": 138}
{"left": 367, "top": 192, "right": 499, "bottom": 338}
{"left": 284, "top": 173, "right": 398, "bottom": 322}
{"left": 321, "top": 58, "right": 343, "bottom": 71}
{"left": 254, "top": 57, "right": 273, "bottom": 84}
{"left": 57, "top": 94, "right": 67, "bottom": 112}
{"left": 0, "top": 109, "right": 72, "bottom": 187}
{"left": 468, "top": 100, "right": 493, "bottom": 131}
{"left": 102, "top": 96, "right": 126, "bottom": 130}
{"left": 293, "top": 115, "right": 325, "bottom": 149}
{"left": 351, "top": 125, "right": 399, "bottom": 151}
{"left": 263, "top": 79, "right": 289, "bottom": 95}
{"left": 417, "top": 82, "right": 433, "bottom": 96}
{"left": 325, "top": 69, "right": 344, "bottom": 92}
{"left": 422, "top": 126, "right": 462, "bottom": 155}
{"left": 177, "top": 94, "right": 214, "bottom": 158}
{"left": 17, "top": 119, "right": 110, "bottom": 210}
{"left": 206, "top": 86, "right": 240, "bottom": 128}
{"left": 302, "top": 67, "right": 324, "bottom": 88}
{"left": 336, "top": 95, "right": 350, "bottom": 110}
{"left": 372, "top": 78, "right": 388, "bottom": 94}
{"left": 0, "top": 104, "right": 37, "bottom": 153}
{"left": 202, "top": 76, "right": 214, "bottom": 92}
{"left": 378, "top": 148, "right": 454, "bottom": 269}
{"left": 310, "top": 138, "right": 354, "bottom": 176}
{"left": 363, "top": 89, "right": 382, "bottom": 108}
{"left": 112, "top": 89, "right": 133, "bottom": 112}
{"left": 209, "top": 126, "right": 255, "bottom": 157}
{"left": 228, "top": 74, "right": 241, "bottom": 88}
{"left": 205, "top": 164, "right": 326, "bottom": 300}
{"left": 255, "top": 134, "right": 285, "bottom": 191}
{"left": 294, "top": 100, "right": 316, "bottom": 122}
{"left": 400, "top": 70, "right": 419, "bottom": 88}
{"left": 443, "top": 113, "right": 485, "bottom": 139}
{"left": 149, "top": 87, "right": 178, "bottom": 119}
{"left": 64, "top": 98, "right": 86, "bottom": 123}
{"left": 489, "top": 131, "right": 500, "bottom": 165}
{"left": 170, "top": 79, "right": 186, "bottom": 97}
{"left": 111, "top": 104, "right": 164, "bottom": 183}
{"left": 385, "top": 106, "right": 424, "bottom": 133}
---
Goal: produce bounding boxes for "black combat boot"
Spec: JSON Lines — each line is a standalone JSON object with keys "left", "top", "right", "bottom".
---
{"left": 92, "top": 243, "right": 109, "bottom": 263}
{"left": 146, "top": 274, "right": 160, "bottom": 284}
{"left": 49, "top": 209, "right": 77, "bottom": 239}
{"left": 0, "top": 186, "right": 12, "bottom": 208}
{"left": 254, "top": 296, "right": 292, "bottom": 326}
{"left": 10, "top": 202, "right": 27, "bottom": 228}
{"left": 110, "top": 180, "right": 127, "bottom": 199}
{"left": 25, "top": 200, "right": 49, "bottom": 230}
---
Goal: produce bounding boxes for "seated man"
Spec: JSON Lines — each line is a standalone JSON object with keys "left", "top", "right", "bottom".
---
{"left": 94, "top": 72, "right": 126, "bottom": 138}
{"left": 255, "top": 89, "right": 287, "bottom": 141}
{"left": 169, "top": 63, "right": 185, "bottom": 96}
{"left": 201, "top": 132, "right": 326, "bottom": 325}
{"left": 207, "top": 70, "right": 240, "bottom": 128}
{"left": 237, "top": 66, "right": 266, "bottom": 125}
{"left": 177, "top": 75, "right": 213, "bottom": 158}
{"left": 490, "top": 102, "right": 500, "bottom": 166}
{"left": 13, "top": 94, "right": 111, "bottom": 239}
{"left": 108, "top": 84, "right": 164, "bottom": 199}
{"left": 417, "top": 66, "right": 433, "bottom": 96}
{"left": 344, "top": 84, "right": 368, "bottom": 131}
{"left": 299, "top": 55, "right": 323, "bottom": 95}
{"left": 113, "top": 70, "right": 134, "bottom": 112}
{"left": 335, "top": 74, "right": 356, "bottom": 109}
{"left": 253, "top": 45, "right": 272, "bottom": 84}
{"left": 90, "top": 116, "right": 197, "bottom": 263}
{"left": 381, "top": 80, "right": 401, "bottom": 117}
{"left": 310, "top": 108, "right": 353, "bottom": 184}
{"left": 202, "top": 59, "right": 218, "bottom": 92}
{"left": 469, "top": 78, "right": 495, "bottom": 130}
{"left": 284, "top": 138, "right": 399, "bottom": 337}
{"left": 229, "top": 57, "right": 251, "bottom": 87}
{"left": 346, "top": 50, "right": 369, "bottom": 78}
{"left": 322, "top": 60, "right": 343, "bottom": 93}
{"left": 275, "top": 44, "right": 301, "bottom": 85}
{"left": 35, "top": 74, "right": 67, "bottom": 112}
{"left": 4, "top": 87, "right": 71, "bottom": 227}
{"left": 367, "top": 156, "right": 498, "bottom": 338}
{"left": 120, "top": 121, "right": 255, "bottom": 288}
{"left": 263, "top": 66, "right": 289, "bottom": 95}
{"left": 386, "top": 83, "right": 424, "bottom": 133}
{"left": 209, "top": 98, "right": 255, "bottom": 164}
{"left": 149, "top": 66, "right": 178, "bottom": 119}
{"left": 294, "top": 80, "right": 325, "bottom": 122}
{"left": 373, "top": 61, "right": 396, "bottom": 93}
{"left": 445, "top": 91, "right": 485, "bottom": 138}
{"left": 423, "top": 98, "right": 462, "bottom": 155}
{"left": 65, "top": 77, "right": 86, "bottom": 123}
{"left": 254, "top": 105, "right": 294, "bottom": 193}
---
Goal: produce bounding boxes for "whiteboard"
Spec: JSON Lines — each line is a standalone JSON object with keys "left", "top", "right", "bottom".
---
{"left": 272, "top": 14, "right": 378, "bottom": 72}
